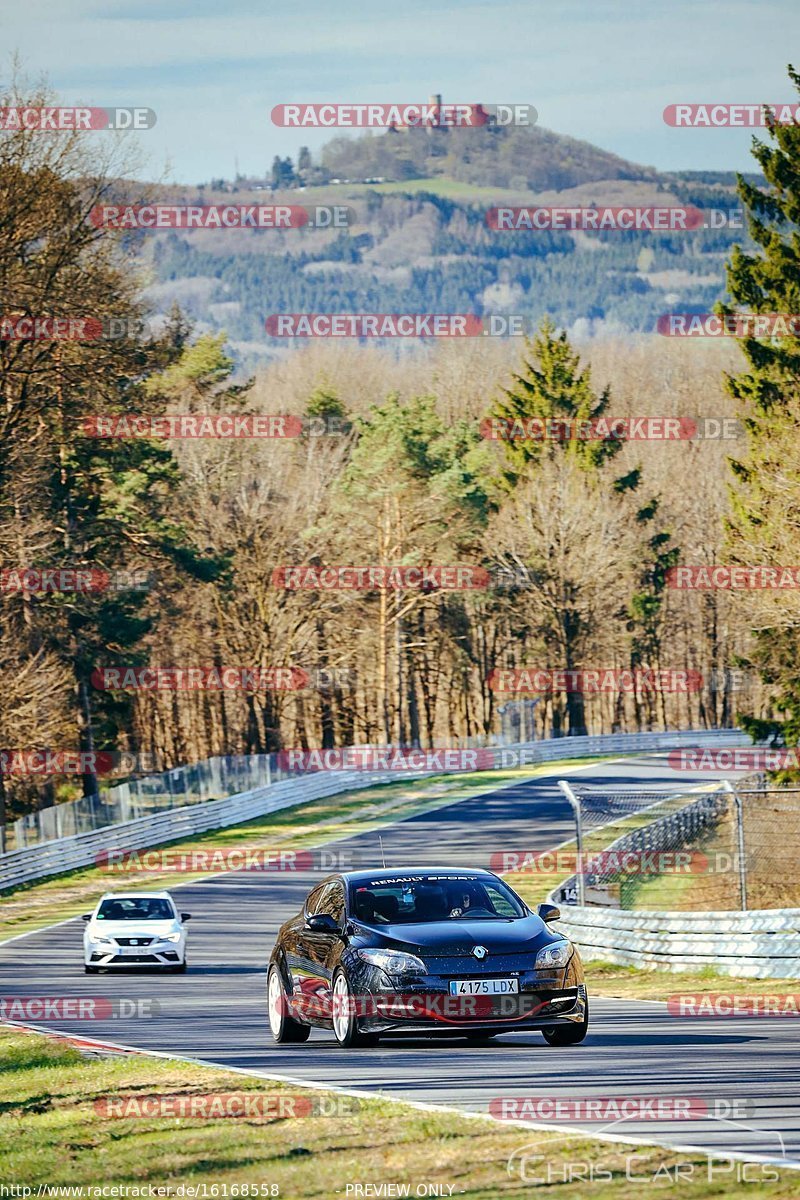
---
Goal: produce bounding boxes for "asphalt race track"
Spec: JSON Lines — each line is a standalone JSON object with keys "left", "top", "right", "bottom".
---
{"left": 2, "top": 755, "right": 798, "bottom": 1169}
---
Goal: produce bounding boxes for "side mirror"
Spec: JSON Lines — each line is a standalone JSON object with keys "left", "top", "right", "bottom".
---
{"left": 537, "top": 903, "right": 561, "bottom": 923}
{"left": 306, "top": 913, "right": 340, "bottom": 934}
{"left": 180, "top": 913, "right": 192, "bottom": 921}
{"left": 81, "top": 913, "right": 92, "bottom": 922}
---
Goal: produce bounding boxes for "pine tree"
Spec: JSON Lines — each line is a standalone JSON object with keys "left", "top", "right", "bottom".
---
{"left": 488, "top": 319, "right": 622, "bottom": 485}
{"left": 724, "top": 66, "right": 800, "bottom": 754}
{"left": 485, "top": 321, "right": 673, "bottom": 736}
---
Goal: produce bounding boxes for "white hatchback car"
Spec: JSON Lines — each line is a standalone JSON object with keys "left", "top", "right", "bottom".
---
{"left": 83, "top": 891, "right": 190, "bottom": 973}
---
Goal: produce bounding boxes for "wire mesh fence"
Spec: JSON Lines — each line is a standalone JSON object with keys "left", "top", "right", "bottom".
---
{"left": 5, "top": 754, "right": 281, "bottom": 851}
{"left": 737, "top": 783, "right": 800, "bottom": 911}
{"left": 553, "top": 782, "right": 734, "bottom": 909}
{"left": 554, "top": 775, "right": 800, "bottom": 911}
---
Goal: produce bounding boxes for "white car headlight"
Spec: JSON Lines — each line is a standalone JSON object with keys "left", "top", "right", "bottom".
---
{"left": 161, "top": 932, "right": 182, "bottom": 943}
{"left": 535, "top": 941, "right": 572, "bottom": 970}
{"left": 357, "top": 948, "right": 426, "bottom": 977}
{"left": 90, "top": 935, "right": 114, "bottom": 946}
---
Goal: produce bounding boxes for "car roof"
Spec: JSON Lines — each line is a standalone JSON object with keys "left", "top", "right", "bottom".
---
{"left": 342, "top": 867, "right": 495, "bottom": 884}
{"left": 98, "top": 891, "right": 175, "bottom": 900}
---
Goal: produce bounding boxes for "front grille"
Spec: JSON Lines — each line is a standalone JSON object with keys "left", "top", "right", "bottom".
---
{"left": 114, "top": 937, "right": 154, "bottom": 947}
{"left": 109, "top": 953, "right": 158, "bottom": 963}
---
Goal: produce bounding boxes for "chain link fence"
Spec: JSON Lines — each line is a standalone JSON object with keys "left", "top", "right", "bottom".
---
{"left": 5, "top": 754, "right": 281, "bottom": 851}
{"left": 736, "top": 782, "right": 800, "bottom": 911}
{"left": 555, "top": 775, "right": 800, "bottom": 912}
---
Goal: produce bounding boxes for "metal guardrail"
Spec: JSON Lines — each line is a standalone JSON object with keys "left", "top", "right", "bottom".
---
{"left": 0, "top": 766, "right": 427, "bottom": 892}
{"left": 550, "top": 903, "right": 800, "bottom": 979}
{"left": 0, "top": 727, "right": 742, "bottom": 892}
{"left": 4, "top": 724, "right": 743, "bottom": 849}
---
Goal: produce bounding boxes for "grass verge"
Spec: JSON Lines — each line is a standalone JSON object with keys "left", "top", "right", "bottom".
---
{"left": 0, "top": 1026, "right": 795, "bottom": 1197}
{"left": 583, "top": 962, "right": 800, "bottom": 1002}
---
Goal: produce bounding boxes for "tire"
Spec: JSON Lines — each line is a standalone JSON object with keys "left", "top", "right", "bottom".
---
{"left": 331, "top": 968, "right": 379, "bottom": 1048}
{"left": 84, "top": 965, "right": 99, "bottom": 974}
{"left": 172, "top": 959, "right": 188, "bottom": 973}
{"left": 267, "top": 964, "right": 310, "bottom": 1043}
{"left": 542, "top": 997, "right": 589, "bottom": 1046}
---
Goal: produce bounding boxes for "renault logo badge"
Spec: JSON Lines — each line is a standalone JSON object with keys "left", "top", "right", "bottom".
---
{"left": 472, "top": 945, "right": 488, "bottom": 960}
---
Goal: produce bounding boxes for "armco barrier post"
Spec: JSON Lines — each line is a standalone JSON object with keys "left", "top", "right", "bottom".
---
{"left": 722, "top": 779, "right": 748, "bottom": 911}
{"left": 558, "top": 779, "right": 584, "bottom": 905}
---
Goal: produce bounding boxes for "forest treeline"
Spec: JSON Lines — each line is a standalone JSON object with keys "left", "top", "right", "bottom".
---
{"left": 152, "top": 185, "right": 742, "bottom": 367}
{"left": 3, "top": 70, "right": 800, "bottom": 823}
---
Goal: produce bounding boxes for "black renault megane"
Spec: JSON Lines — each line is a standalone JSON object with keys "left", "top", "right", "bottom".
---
{"left": 267, "top": 867, "right": 588, "bottom": 1048}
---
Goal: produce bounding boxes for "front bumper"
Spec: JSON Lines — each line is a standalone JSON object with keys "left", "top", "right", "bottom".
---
{"left": 85, "top": 943, "right": 184, "bottom": 967}
{"left": 357, "top": 983, "right": 587, "bottom": 1034}
{"left": 312, "top": 950, "right": 588, "bottom": 1035}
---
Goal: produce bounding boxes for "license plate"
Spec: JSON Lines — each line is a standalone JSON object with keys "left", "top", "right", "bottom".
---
{"left": 120, "top": 945, "right": 148, "bottom": 955}
{"left": 448, "top": 977, "right": 519, "bottom": 996}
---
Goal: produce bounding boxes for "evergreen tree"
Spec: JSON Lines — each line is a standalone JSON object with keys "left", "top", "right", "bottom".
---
{"left": 723, "top": 65, "right": 800, "bottom": 756}
{"left": 488, "top": 319, "right": 623, "bottom": 485}
{"left": 484, "top": 322, "right": 672, "bottom": 736}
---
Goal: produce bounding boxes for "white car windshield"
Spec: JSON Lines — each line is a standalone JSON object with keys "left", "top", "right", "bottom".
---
{"left": 96, "top": 898, "right": 175, "bottom": 921}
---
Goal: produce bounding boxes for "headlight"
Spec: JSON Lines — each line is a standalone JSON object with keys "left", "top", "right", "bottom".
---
{"left": 357, "top": 949, "right": 426, "bottom": 977}
{"left": 535, "top": 941, "right": 572, "bottom": 970}
{"left": 90, "top": 935, "right": 113, "bottom": 946}
{"left": 161, "top": 932, "right": 182, "bottom": 943}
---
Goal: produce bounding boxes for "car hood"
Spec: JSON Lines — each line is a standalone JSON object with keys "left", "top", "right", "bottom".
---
{"left": 87, "top": 920, "right": 180, "bottom": 938}
{"left": 370, "top": 915, "right": 557, "bottom": 956}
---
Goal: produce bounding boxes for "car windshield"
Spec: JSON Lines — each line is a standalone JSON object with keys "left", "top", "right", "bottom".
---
{"left": 349, "top": 875, "right": 525, "bottom": 924}
{"left": 96, "top": 898, "right": 175, "bottom": 921}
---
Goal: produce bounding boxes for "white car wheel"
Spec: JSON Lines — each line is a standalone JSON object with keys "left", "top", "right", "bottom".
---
{"left": 332, "top": 972, "right": 350, "bottom": 1043}
{"left": 268, "top": 967, "right": 283, "bottom": 1037}
{"left": 267, "top": 964, "right": 310, "bottom": 1043}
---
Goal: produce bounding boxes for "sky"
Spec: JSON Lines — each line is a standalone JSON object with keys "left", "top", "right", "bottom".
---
{"left": 2, "top": 0, "right": 799, "bottom": 183}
